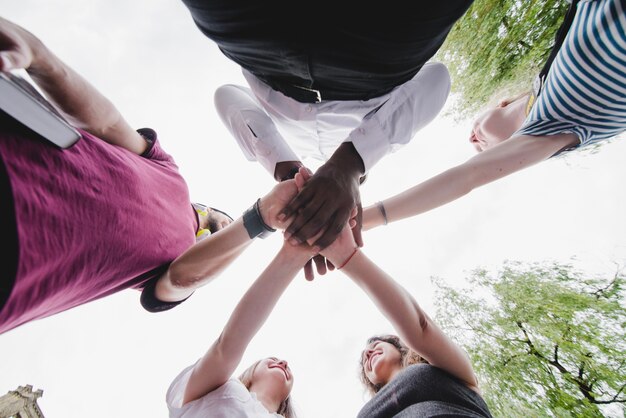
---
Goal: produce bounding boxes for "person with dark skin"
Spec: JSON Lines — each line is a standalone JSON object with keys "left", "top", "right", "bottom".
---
{"left": 179, "top": 1, "right": 475, "bottom": 276}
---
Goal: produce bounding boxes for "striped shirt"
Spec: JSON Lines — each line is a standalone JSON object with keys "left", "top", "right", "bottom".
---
{"left": 516, "top": 0, "right": 626, "bottom": 151}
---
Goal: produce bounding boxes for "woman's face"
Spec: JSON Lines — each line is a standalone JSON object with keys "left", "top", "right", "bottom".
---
{"left": 469, "top": 95, "right": 528, "bottom": 152}
{"left": 362, "top": 340, "right": 403, "bottom": 386}
{"left": 253, "top": 357, "right": 294, "bottom": 399}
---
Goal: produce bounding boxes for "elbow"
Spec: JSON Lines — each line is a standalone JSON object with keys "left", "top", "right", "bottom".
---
{"left": 167, "top": 261, "right": 207, "bottom": 290}
{"left": 403, "top": 303, "right": 432, "bottom": 345}
{"left": 416, "top": 303, "right": 430, "bottom": 335}
{"left": 452, "top": 163, "right": 482, "bottom": 197}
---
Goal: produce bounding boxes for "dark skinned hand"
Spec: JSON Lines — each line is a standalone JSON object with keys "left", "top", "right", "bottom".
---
{"left": 290, "top": 166, "right": 359, "bottom": 280}
{"left": 279, "top": 142, "right": 365, "bottom": 251}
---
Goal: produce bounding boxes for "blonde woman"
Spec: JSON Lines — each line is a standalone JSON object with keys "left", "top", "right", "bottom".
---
{"left": 166, "top": 212, "right": 318, "bottom": 417}
{"left": 362, "top": 0, "right": 626, "bottom": 231}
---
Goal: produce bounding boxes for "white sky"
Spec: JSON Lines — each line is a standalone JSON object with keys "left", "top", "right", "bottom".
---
{"left": 1, "top": 1, "right": 625, "bottom": 417}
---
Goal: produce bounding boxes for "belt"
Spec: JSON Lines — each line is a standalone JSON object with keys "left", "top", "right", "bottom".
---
{"left": 257, "top": 75, "right": 389, "bottom": 103}
{"left": 281, "top": 84, "right": 322, "bottom": 103}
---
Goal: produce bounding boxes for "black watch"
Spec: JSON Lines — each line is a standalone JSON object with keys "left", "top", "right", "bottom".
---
{"left": 243, "top": 198, "right": 276, "bottom": 239}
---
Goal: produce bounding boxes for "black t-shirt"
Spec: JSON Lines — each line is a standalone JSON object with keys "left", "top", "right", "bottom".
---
{"left": 181, "top": 1, "right": 473, "bottom": 101}
{"left": 358, "top": 364, "right": 493, "bottom": 418}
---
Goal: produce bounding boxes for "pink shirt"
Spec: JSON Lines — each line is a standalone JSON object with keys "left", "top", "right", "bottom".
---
{"left": 0, "top": 127, "right": 197, "bottom": 334}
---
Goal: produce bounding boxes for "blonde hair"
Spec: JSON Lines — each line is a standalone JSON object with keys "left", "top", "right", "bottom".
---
{"left": 238, "top": 360, "right": 297, "bottom": 418}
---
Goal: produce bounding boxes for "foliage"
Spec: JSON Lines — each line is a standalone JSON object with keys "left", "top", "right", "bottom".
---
{"left": 435, "top": 0, "right": 571, "bottom": 120}
{"left": 433, "top": 261, "right": 626, "bottom": 417}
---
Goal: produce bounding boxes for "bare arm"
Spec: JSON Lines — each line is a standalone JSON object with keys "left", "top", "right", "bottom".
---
{"left": 322, "top": 228, "right": 478, "bottom": 389}
{"left": 182, "top": 242, "right": 312, "bottom": 404}
{"left": 155, "top": 179, "right": 299, "bottom": 301}
{"left": 0, "top": 16, "right": 146, "bottom": 154}
{"left": 362, "top": 133, "right": 578, "bottom": 230}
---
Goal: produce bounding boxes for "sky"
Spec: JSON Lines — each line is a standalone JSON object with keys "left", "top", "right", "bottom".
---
{"left": 1, "top": 1, "right": 625, "bottom": 417}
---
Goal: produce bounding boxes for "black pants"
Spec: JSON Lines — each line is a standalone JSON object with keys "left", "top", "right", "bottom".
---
{"left": 357, "top": 364, "right": 493, "bottom": 418}
{"left": 0, "top": 152, "right": 18, "bottom": 314}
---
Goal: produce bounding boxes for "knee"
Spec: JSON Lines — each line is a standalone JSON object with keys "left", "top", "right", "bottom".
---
{"left": 214, "top": 84, "right": 241, "bottom": 112}
{"left": 426, "top": 62, "right": 451, "bottom": 105}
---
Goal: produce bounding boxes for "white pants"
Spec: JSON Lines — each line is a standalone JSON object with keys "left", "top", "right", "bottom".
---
{"left": 214, "top": 63, "right": 450, "bottom": 175}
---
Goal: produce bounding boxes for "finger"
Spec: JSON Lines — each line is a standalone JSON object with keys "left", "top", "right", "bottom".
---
{"left": 278, "top": 186, "right": 314, "bottom": 223}
{"left": 294, "top": 172, "right": 306, "bottom": 191}
{"left": 304, "top": 258, "right": 314, "bottom": 281}
{"left": 300, "top": 166, "right": 313, "bottom": 179}
{"left": 354, "top": 203, "right": 364, "bottom": 247}
{"left": 327, "top": 260, "right": 336, "bottom": 271}
{"left": 0, "top": 48, "right": 29, "bottom": 71}
{"left": 284, "top": 197, "right": 326, "bottom": 244}
{"left": 312, "top": 209, "right": 348, "bottom": 250}
{"left": 313, "top": 254, "right": 327, "bottom": 276}
{"left": 0, "top": 52, "right": 15, "bottom": 71}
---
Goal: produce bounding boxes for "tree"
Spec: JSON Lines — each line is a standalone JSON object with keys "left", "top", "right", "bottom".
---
{"left": 435, "top": 0, "right": 571, "bottom": 120}
{"left": 433, "top": 261, "right": 626, "bottom": 417}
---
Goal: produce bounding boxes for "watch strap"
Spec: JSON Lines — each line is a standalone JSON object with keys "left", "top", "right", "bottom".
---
{"left": 243, "top": 198, "right": 276, "bottom": 239}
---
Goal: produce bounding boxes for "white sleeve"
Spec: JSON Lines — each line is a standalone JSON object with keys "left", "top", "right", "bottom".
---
{"left": 166, "top": 363, "right": 197, "bottom": 416}
{"left": 348, "top": 62, "right": 451, "bottom": 172}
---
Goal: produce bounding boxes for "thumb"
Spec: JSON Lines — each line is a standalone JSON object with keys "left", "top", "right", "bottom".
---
{"left": 294, "top": 172, "right": 306, "bottom": 191}
{"left": 0, "top": 52, "right": 15, "bottom": 71}
{"left": 353, "top": 225, "right": 364, "bottom": 248}
{"left": 0, "top": 50, "right": 29, "bottom": 71}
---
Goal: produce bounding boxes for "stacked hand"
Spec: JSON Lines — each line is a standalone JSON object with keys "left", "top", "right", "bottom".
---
{"left": 268, "top": 167, "right": 359, "bottom": 279}
{"left": 278, "top": 142, "right": 364, "bottom": 253}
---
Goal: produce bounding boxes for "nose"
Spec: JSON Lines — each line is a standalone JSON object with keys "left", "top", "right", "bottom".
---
{"left": 469, "top": 125, "right": 479, "bottom": 144}
{"left": 277, "top": 359, "right": 288, "bottom": 369}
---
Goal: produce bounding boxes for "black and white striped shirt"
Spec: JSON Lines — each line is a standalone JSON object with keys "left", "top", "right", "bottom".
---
{"left": 517, "top": 0, "right": 626, "bottom": 150}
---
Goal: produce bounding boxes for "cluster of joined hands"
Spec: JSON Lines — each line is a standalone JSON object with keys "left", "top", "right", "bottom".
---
{"left": 267, "top": 166, "right": 362, "bottom": 280}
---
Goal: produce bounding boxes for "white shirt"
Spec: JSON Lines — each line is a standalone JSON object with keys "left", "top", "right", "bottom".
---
{"left": 243, "top": 61, "right": 451, "bottom": 173}
{"left": 167, "top": 364, "right": 283, "bottom": 418}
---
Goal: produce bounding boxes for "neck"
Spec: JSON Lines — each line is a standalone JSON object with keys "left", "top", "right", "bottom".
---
{"left": 249, "top": 383, "right": 282, "bottom": 414}
{"left": 387, "top": 364, "right": 404, "bottom": 384}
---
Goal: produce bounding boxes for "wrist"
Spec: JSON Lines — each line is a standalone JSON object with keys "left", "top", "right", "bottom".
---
{"left": 257, "top": 195, "right": 279, "bottom": 230}
{"left": 325, "top": 142, "right": 365, "bottom": 178}
{"left": 243, "top": 198, "right": 276, "bottom": 239}
{"left": 274, "top": 161, "right": 303, "bottom": 182}
{"left": 337, "top": 247, "right": 360, "bottom": 270}
{"left": 280, "top": 241, "right": 315, "bottom": 266}
{"left": 326, "top": 246, "right": 357, "bottom": 268}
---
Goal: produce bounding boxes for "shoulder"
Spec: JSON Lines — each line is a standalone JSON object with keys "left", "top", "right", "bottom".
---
{"left": 167, "top": 371, "right": 251, "bottom": 409}
{"left": 166, "top": 363, "right": 197, "bottom": 409}
{"left": 135, "top": 127, "right": 178, "bottom": 164}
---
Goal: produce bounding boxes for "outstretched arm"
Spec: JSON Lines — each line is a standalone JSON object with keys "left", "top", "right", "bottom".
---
{"left": 321, "top": 227, "right": 479, "bottom": 390}
{"left": 362, "top": 133, "right": 578, "bottom": 230}
{"left": 182, "top": 239, "right": 314, "bottom": 404}
{"left": 155, "top": 179, "right": 299, "bottom": 301}
{"left": 0, "top": 16, "right": 146, "bottom": 154}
